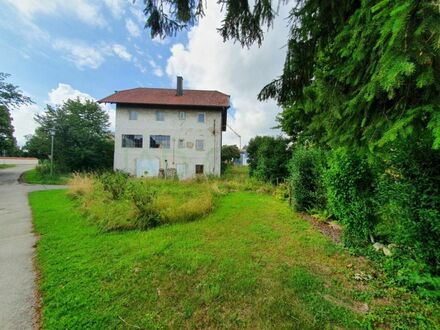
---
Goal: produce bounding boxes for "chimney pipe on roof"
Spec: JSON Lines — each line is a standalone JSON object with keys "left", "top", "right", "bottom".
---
{"left": 176, "top": 76, "right": 183, "bottom": 96}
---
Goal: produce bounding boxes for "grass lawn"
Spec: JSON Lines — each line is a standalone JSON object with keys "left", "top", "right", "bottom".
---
{"left": 23, "top": 169, "right": 70, "bottom": 185}
{"left": 30, "top": 190, "right": 438, "bottom": 329}
{"left": 0, "top": 164, "right": 15, "bottom": 169}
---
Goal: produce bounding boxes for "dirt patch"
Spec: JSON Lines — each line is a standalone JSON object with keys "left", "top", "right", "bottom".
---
{"left": 298, "top": 213, "right": 342, "bottom": 244}
{"left": 322, "top": 294, "right": 369, "bottom": 314}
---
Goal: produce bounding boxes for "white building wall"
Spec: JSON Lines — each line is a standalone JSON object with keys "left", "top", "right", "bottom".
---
{"left": 114, "top": 105, "right": 223, "bottom": 179}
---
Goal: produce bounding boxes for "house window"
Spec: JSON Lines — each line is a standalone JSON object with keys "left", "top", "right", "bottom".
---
{"left": 128, "top": 110, "right": 138, "bottom": 120}
{"left": 156, "top": 110, "right": 165, "bottom": 121}
{"left": 195, "top": 164, "right": 204, "bottom": 174}
{"left": 197, "top": 112, "right": 205, "bottom": 123}
{"left": 195, "top": 139, "right": 204, "bottom": 150}
{"left": 122, "top": 134, "right": 142, "bottom": 148}
{"left": 179, "top": 111, "right": 186, "bottom": 120}
{"left": 178, "top": 139, "right": 185, "bottom": 148}
{"left": 150, "top": 135, "right": 170, "bottom": 149}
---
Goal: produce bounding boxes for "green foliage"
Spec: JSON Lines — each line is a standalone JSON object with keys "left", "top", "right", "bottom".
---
{"left": 323, "top": 149, "right": 376, "bottom": 247}
{"left": 25, "top": 99, "right": 114, "bottom": 172}
{"left": 0, "top": 73, "right": 33, "bottom": 156}
{"left": 272, "top": 1, "right": 440, "bottom": 151}
{"left": 141, "top": 0, "right": 275, "bottom": 47}
{"left": 289, "top": 146, "right": 326, "bottom": 212}
{"left": 98, "top": 170, "right": 129, "bottom": 199}
{"left": 125, "top": 180, "right": 162, "bottom": 229}
{"left": 375, "top": 134, "right": 440, "bottom": 275}
{"left": 23, "top": 165, "right": 70, "bottom": 185}
{"left": 247, "top": 136, "right": 290, "bottom": 184}
{"left": 221, "top": 144, "right": 240, "bottom": 163}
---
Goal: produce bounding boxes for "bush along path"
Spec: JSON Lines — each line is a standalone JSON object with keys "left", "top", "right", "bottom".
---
{"left": 31, "top": 188, "right": 438, "bottom": 329}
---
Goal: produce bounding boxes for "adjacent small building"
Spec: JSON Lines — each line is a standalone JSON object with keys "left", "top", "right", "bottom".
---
{"left": 99, "top": 77, "right": 230, "bottom": 179}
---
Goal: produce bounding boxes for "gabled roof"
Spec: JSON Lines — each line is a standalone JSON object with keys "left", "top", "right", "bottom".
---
{"left": 98, "top": 88, "right": 230, "bottom": 109}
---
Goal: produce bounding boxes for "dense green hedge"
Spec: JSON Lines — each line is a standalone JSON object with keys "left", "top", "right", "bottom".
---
{"left": 323, "top": 149, "right": 376, "bottom": 247}
{"left": 247, "top": 136, "right": 291, "bottom": 184}
{"left": 288, "top": 147, "right": 326, "bottom": 212}
{"left": 287, "top": 141, "right": 440, "bottom": 295}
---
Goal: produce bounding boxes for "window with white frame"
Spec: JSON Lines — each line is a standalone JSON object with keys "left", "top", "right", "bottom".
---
{"left": 197, "top": 112, "right": 205, "bottom": 123}
{"left": 195, "top": 139, "right": 204, "bottom": 150}
{"left": 156, "top": 110, "right": 165, "bottom": 121}
{"left": 128, "top": 110, "right": 138, "bottom": 120}
{"left": 179, "top": 111, "right": 186, "bottom": 120}
{"left": 122, "top": 134, "right": 143, "bottom": 148}
{"left": 150, "top": 135, "right": 170, "bottom": 148}
{"left": 178, "top": 139, "right": 185, "bottom": 148}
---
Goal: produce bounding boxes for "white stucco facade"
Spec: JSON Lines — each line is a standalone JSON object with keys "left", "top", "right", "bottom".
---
{"left": 114, "top": 105, "right": 223, "bottom": 179}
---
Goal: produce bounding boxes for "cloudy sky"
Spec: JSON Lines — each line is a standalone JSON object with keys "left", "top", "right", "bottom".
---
{"left": 0, "top": 0, "right": 290, "bottom": 146}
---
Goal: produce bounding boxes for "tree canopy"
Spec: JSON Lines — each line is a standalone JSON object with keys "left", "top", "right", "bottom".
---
{"left": 141, "top": 0, "right": 440, "bottom": 151}
{"left": 0, "top": 73, "right": 33, "bottom": 156}
{"left": 24, "top": 99, "right": 114, "bottom": 171}
{"left": 221, "top": 144, "right": 240, "bottom": 163}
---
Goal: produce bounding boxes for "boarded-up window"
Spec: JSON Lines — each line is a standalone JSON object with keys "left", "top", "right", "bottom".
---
{"left": 195, "top": 164, "right": 204, "bottom": 174}
{"left": 122, "top": 134, "right": 143, "bottom": 148}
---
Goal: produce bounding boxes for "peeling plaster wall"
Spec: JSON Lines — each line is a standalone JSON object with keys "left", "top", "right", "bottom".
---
{"left": 114, "top": 105, "right": 222, "bottom": 179}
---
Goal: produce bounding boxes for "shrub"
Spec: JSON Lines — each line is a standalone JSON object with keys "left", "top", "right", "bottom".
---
{"left": 289, "top": 147, "right": 326, "bottom": 212}
{"left": 323, "top": 148, "right": 376, "bottom": 247}
{"left": 98, "top": 171, "right": 129, "bottom": 199}
{"left": 375, "top": 135, "right": 440, "bottom": 275}
{"left": 36, "top": 159, "right": 65, "bottom": 175}
{"left": 248, "top": 136, "right": 291, "bottom": 184}
{"left": 126, "top": 180, "right": 162, "bottom": 229}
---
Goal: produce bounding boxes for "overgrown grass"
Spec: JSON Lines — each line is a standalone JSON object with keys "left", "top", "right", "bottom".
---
{"left": 23, "top": 168, "right": 70, "bottom": 185}
{"left": 31, "top": 190, "right": 438, "bottom": 329}
{"left": 0, "top": 164, "right": 15, "bottom": 169}
{"left": 68, "top": 174, "right": 218, "bottom": 231}
{"left": 67, "top": 168, "right": 274, "bottom": 231}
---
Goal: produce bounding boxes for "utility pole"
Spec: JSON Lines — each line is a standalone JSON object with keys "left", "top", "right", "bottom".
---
{"left": 227, "top": 124, "right": 241, "bottom": 150}
{"left": 50, "top": 129, "right": 55, "bottom": 176}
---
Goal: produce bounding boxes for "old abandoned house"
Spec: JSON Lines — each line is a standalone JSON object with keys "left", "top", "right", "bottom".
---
{"left": 99, "top": 77, "right": 230, "bottom": 179}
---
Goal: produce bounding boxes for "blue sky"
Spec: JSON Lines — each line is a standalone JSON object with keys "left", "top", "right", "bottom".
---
{"left": 1, "top": 0, "right": 289, "bottom": 146}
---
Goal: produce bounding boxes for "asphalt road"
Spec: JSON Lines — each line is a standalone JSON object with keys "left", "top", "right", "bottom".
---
{"left": 0, "top": 165, "right": 66, "bottom": 329}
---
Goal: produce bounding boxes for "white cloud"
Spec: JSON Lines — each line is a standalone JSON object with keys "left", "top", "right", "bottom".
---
{"left": 46, "top": 83, "right": 115, "bottom": 131}
{"left": 166, "top": 3, "right": 289, "bottom": 146}
{"left": 112, "top": 44, "right": 132, "bottom": 61}
{"left": 4, "top": 0, "right": 107, "bottom": 27}
{"left": 153, "top": 68, "right": 164, "bottom": 77}
{"left": 148, "top": 59, "right": 164, "bottom": 77}
{"left": 129, "top": 4, "right": 146, "bottom": 25}
{"left": 11, "top": 103, "right": 41, "bottom": 146}
{"left": 126, "top": 18, "right": 141, "bottom": 38}
{"left": 53, "top": 39, "right": 105, "bottom": 69}
{"left": 104, "top": 0, "right": 126, "bottom": 17}
{"left": 47, "top": 83, "right": 94, "bottom": 105}
{"left": 10, "top": 83, "right": 117, "bottom": 146}
{"left": 152, "top": 36, "right": 169, "bottom": 45}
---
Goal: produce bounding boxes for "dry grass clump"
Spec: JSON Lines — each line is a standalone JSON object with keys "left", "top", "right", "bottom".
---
{"left": 67, "top": 167, "right": 275, "bottom": 232}
{"left": 67, "top": 172, "right": 217, "bottom": 231}
{"left": 67, "top": 173, "right": 95, "bottom": 197}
